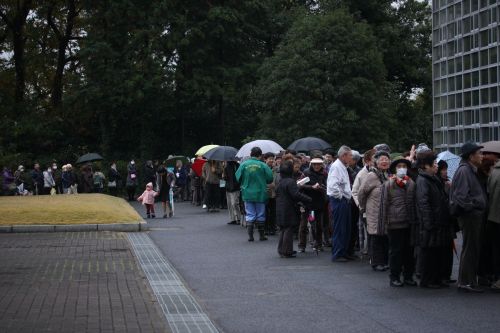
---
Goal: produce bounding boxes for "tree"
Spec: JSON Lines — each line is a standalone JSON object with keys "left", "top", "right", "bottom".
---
{"left": 253, "top": 8, "right": 395, "bottom": 150}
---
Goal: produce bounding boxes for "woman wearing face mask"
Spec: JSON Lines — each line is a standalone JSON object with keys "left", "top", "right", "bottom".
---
{"left": 381, "top": 157, "right": 417, "bottom": 287}
{"left": 416, "top": 151, "right": 452, "bottom": 288}
{"left": 358, "top": 150, "right": 391, "bottom": 272}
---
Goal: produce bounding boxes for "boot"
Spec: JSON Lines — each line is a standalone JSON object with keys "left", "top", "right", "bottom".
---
{"left": 258, "top": 223, "right": 268, "bottom": 241}
{"left": 247, "top": 224, "right": 254, "bottom": 242}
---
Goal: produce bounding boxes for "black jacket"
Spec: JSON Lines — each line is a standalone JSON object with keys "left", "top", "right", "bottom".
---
{"left": 276, "top": 176, "right": 312, "bottom": 228}
{"left": 416, "top": 171, "right": 451, "bottom": 248}
{"left": 450, "top": 161, "right": 488, "bottom": 217}
{"left": 224, "top": 161, "right": 240, "bottom": 192}
{"left": 301, "top": 168, "right": 327, "bottom": 211}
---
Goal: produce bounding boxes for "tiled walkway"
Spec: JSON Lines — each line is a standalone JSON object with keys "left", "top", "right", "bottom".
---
{"left": 0, "top": 232, "right": 167, "bottom": 333}
{"left": 128, "top": 233, "right": 219, "bottom": 333}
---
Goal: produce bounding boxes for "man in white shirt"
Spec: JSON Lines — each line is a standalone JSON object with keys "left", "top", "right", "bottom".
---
{"left": 327, "top": 145, "right": 353, "bottom": 262}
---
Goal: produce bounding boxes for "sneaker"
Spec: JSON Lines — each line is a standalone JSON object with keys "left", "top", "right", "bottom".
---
{"left": 457, "top": 284, "right": 484, "bottom": 293}
{"left": 390, "top": 280, "right": 404, "bottom": 287}
{"left": 227, "top": 221, "right": 238, "bottom": 225}
{"left": 202, "top": 204, "right": 207, "bottom": 209}
{"left": 163, "top": 213, "right": 168, "bottom": 218}
{"left": 490, "top": 280, "right": 500, "bottom": 291}
{"left": 169, "top": 212, "right": 173, "bottom": 218}
{"left": 146, "top": 214, "right": 151, "bottom": 219}
{"left": 151, "top": 215, "right": 155, "bottom": 218}
{"left": 298, "top": 248, "right": 305, "bottom": 253}
{"left": 372, "top": 265, "right": 387, "bottom": 272}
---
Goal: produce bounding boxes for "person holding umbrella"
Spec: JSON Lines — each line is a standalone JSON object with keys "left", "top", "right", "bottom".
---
{"left": 236, "top": 147, "right": 274, "bottom": 242}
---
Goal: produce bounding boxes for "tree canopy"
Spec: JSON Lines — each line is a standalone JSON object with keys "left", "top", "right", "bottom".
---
{"left": 0, "top": 0, "right": 432, "bottom": 166}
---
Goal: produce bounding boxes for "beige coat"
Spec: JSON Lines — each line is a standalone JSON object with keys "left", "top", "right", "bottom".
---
{"left": 358, "top": 170, "right": 387, "bottom": 235}
{"left": 352, "top": 166, "right": 369, "bottom": 207}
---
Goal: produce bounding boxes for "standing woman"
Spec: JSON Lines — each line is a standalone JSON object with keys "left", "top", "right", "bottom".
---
{"left": 202, "top": 160, "right": 222, "bottom": 212}
{"left": 276, "top": 160, "right": 312, "bottom": 258}
{"left": 108, "top": 162, "right": 121, "bottom": 197}
{"left": 126, "top": 160, "right": 138, "bottom": 201}
{"left": 358, "top": 151, "right": 391, "bottom": 271}
{"left": 416, "top": 151, "right": 452, "bottom": 288}
{"left": 381, "top": 157, "right": 418, "bottom": 287}
{"left": 158, "top": 163, "right": 175, "bottom": 218}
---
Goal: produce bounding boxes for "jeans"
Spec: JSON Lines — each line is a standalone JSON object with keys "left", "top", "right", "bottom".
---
{"left": 244, "top": 202, "right": 266, "bottom": 223}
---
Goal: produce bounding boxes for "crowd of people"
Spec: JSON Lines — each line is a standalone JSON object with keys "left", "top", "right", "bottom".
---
{"left": 1, "top": 140, "right": 499, "bottom": 293}
{"left": 207, "top": 142, "right": 499, "bottom": 293}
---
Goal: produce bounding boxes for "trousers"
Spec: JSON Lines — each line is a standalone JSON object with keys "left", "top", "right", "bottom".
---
{"left": 458, "top": 213, "right": 484, "bottom": 286}
{"left": 330, "top": 197, "right": 351, "bottom": 260}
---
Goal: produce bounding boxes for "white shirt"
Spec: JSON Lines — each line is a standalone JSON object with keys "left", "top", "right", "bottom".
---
{"left": 327, "top": 159, "right": 352, "bottom": 200}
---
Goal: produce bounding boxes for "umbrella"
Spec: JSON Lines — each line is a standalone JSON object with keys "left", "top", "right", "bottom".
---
{"left": 481, "top": 141, "right": 500, "bottom": 154}
{"left": 288, "top": 137, "right": 331, "bottom": 152}
{"left": 164, "top": 156, "right": 189, "bottom": 168}
{"left": 195, "top": 144, "right": 219, "bottom": 157}
{"left": 236, "top": 140, "right": 284, "bottom": 159}
{"left": 203, "top": 146, "right": 238, "bottom": 161}
{"left": 191, "top": 158, "right": 206, "bottom": 177}
{"left": 437, "top": 151, "right": 461, "bottom": 180}
{"left": 76, "top": 153, "right": 103, "bottom": 164}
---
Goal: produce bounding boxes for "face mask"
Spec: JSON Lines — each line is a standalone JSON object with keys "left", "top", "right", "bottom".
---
{"left": 52, "top": 165, "right": 57, "bottom": 170}
{"left": 396, "top": 168, "right": 407, "bottom": 178}
{"left": 131, "top": 161, "right": 135, "bottom": 165}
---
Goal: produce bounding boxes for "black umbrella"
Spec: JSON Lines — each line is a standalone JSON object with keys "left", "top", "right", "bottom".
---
{"left": 165, "top": 156, "right": 190, "bottom": 168}
{"left": 203, "top": 146, "right": 238, "bottom": 161}
{"left": 288, "top": 137, "right": 331, "bottom": 152}
{"left": 76, "top": 153, "right": 104, "bottom": 164}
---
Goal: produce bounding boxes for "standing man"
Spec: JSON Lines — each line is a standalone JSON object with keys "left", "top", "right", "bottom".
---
{"left": 235, "top": 147, "right": 274, "bottom": 242}
{"left": 488, "top": 154, "right": 500, "bottom": 290}
{"left": 450, "top": 143, "right": 488, "bottom": 293}
{"left": 327, "top": 146, "right": 353, "bottom": 262}
{"left": 31, "top": 163, "right": 44, "bottom": 195}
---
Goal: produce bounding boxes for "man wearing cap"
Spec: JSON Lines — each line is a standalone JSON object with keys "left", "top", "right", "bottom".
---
{"left": 236, "top": 147, "right": 274, "bottom": 242}
{"left": 327, "top": 145, "right": 354, "bottom": 262}
{"left": 450, "top": 142, "right": 488, "bottom": 293}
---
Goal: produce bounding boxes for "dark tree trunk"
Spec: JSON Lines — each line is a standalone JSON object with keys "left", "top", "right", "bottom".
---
{"left": 47, "top": 0, "right": 78, "bottom": 111}
{"left": 0, "top": 0, "right": 33, "bottom": 103}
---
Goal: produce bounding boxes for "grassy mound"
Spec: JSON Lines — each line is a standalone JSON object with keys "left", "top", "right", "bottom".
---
{"left": 0, "top": 194, "right": 141, "bottom": 225}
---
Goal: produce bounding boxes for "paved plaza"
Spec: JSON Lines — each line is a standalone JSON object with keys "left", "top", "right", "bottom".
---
{"left": 1, "top": 202, "right": 500, "bottom": 333}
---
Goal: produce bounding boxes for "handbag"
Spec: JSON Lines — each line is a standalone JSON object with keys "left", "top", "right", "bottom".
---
{"left": 108, "top": 180, "right": 117, "bottom": 188}
{"left": 50, "top": 187, "right": 57, "bottom": 195}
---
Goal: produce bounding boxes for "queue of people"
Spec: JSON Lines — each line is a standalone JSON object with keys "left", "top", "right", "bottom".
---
{"left": 190, "top": 141, "right": 498, "bottom": 293}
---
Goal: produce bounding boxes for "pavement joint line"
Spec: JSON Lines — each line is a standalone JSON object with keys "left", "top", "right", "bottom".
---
{"left": 127, "top": 232, "right": 220, "bottom": 333}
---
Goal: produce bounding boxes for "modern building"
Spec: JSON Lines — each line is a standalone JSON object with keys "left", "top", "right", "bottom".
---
{"left": 432, "top": 0, "right": 499, "bottom": 153}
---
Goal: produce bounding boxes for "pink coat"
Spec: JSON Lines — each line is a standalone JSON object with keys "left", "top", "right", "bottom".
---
{"left": 137, "top": 189, "right": 158, "bottom": 205}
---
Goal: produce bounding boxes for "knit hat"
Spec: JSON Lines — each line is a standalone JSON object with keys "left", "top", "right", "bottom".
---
{"left": 415, "top": 143, "right": 431, "bottom": 155}
{"left": 146, "top": 182, "right": 153, "bottom": 188}
{"left": 374, "top": 150, "right": 390, "bottom": 160}
{"left": 374, "top": 143, "right": 391, "bottom": 154}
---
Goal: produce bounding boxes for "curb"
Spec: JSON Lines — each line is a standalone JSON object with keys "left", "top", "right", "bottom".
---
{"left": 0, "top": 220, "right": 148, "bottom": 233}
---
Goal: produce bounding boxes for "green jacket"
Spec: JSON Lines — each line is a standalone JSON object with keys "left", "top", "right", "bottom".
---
{"left": 488, "top": 161, "right": 500, "bottom": 223}
{"left": 235, "top": 158, "right": 273, "bottom": 203}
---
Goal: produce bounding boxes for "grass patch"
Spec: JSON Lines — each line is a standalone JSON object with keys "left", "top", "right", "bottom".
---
{"left": 0, "top": 194, "right": 141, "bottom": 225}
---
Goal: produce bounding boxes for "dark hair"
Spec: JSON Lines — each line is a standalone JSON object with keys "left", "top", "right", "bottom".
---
{"left": 263, "top": 152, "right": 275, "bottom": 160}
{"left": 279, "top": 160, "right": 294, "bottom": 177}
{"left": 285, "top": 149, "right": 297, "bottom": 156}
{"left": 402, "top": 151, "right": 411, "bottom": 158}
{"left": 250, "top": 147, "right": 262, "bottom": 158}
{"left": 417, "top": 151, "right": 437, "bottom": 169}
{"left": 437, "top": 160, "right": 448, "bottom": 171}
{"left": 363, "top": 149, "right": 376, "bottom": 163}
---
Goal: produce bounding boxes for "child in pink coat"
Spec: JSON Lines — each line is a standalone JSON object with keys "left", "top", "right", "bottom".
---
{"left": 137, "top": 182, "right": 159, "bottom": 218}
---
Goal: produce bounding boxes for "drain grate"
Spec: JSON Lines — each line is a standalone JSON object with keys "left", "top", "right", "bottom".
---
{"left": 127, "top": 233, "right": 220, "bottom": 333}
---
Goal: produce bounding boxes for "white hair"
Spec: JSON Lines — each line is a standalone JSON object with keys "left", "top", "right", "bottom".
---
{"left": 338, "top": 145, "right": 352, "bottom": 158}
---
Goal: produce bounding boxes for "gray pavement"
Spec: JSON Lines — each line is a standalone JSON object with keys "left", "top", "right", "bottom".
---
{"left": 0, "top": 232, "right": 167, "bottom": 333}
{"left": 140, "top": 201, "right": 500, "bottom": 333}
